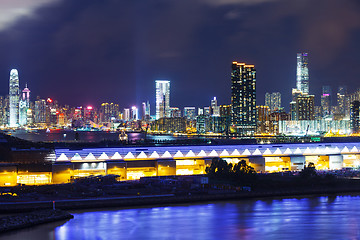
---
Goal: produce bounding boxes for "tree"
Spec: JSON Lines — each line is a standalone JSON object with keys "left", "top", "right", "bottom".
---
{"left": 300, "top": 162, "right": 317, "bottom": 179}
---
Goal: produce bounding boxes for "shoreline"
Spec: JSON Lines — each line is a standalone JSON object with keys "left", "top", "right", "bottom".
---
{"left": 0, "top": 209, "right": 73, "bottom": 234}
{"left": 1, "top": 187, "right": 360, "bottom": 214}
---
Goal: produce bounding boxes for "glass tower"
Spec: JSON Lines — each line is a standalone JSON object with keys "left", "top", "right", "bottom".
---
{"left": 155, "top": 80, "right": 170, "bottom": 120}
{"left": 296, "top": 53, "right": 309, "bottom": 94}
{"left": 230, "top": 61, "right": 256, "bottom": 135}
{"left": 9, "top": 69, "right": 19, "bottom": 127}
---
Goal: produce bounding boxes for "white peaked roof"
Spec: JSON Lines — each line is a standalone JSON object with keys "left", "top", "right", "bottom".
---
{"left": 231, "top": 149, "right": 241, "bottom": 156}
{"left": 111, "top": 152, "right": 122, "bottom": 160}
{"left": 333, "top": 147, "right": 340, "bottom": 153}
{"left": 124, "top": 152, "right": 135, "bottom": 159}
{"left": 263, "top": 148, "right": 272, "bottom": 155}
{"left": 341, "top": 146, "right": 349, "bottom": 153}
{"left": 304, "top": 147, "right": 312, "bottom": 154}
{"left": 186, "top": 150, "right": 196, "bottom": 158}
{"left": 324, "top": 147, "right": 332, "bottom": 154}
{"left": 209, "top": 150, "right": 218, "bottom": 157}
{"left": 242, "top": 149, "right": 251, "bottom": 155}
{"left": 150, "top": 151, "right": 160, "bottom": 158}
{"left": 57, "top": 153, "right": 69, "bottom": 161}
{"left": 351, "top": 146, "right": 359, "bottom": 152}
{"left": 162, "top": 151, "right": 172, "bottom": 158}
{"left": 284, "top": 148, "right": 292, "bottom": 154}
{"left": 85, "top": 153, "right": 96, "bottom": 160}
{"left": 294, "top": 148, "right": 302, "bottom": 154}
{"left": 220, "top": 149, "right": 230, "bottom": 156}
{"left": 174, "top": 150, "right": 184, "bottom": 158}
{"left": 314, "top": 147, "right": 323, "bottom": 154}
{"left": 197, "top": 150, "right": 207, "bottom": 157}
{"left": 137, "top": 151, "right": 148, "bottom": 159}
{"left": 273, "top": 148, "right": 282, "bottom": 155}
{"left": 252, "top": 149, "right": 262, "bottom": 156}
{"left": 72, "top": 153, "right": 82, "bottom": 160}
{"left": 98, "top": 152, "right": 109, "bottom": 160}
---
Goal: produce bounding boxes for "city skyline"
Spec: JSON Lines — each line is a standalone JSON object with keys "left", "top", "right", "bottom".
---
{"left": 0, "top": 0, "right": 359, "bottom": 108}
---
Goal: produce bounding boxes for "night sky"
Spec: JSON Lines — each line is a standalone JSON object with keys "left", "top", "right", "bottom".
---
{"left": 0, "top": 0, "right": 360, "bottom": 112}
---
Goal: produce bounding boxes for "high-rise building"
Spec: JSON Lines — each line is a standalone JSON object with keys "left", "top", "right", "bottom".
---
{"left": 321, "top": 86, "right": 331, "bottom": 117}
{"left": 142, "top": 101, "right": 150, "bottom": 120}
{"left": 184, "top": 107, "right": 196, "bottom": 120}
{"left": 19, "top": 85, "right": 30, "bottom": 126}
{"left": 34, "top": 99, "right": 46, "bottom": 123}
{"left": 124, "top": 108, "right": 130, "bottom": 121}
{"left": 9, "top": 69, "right": 20, "bottom": 127}
{"left": 296, "top": 53, "right": 309, "bottom": 94}
{"left": 337, "top": 86, "right": 347, "bottom": 115}
{"left": 296, "top": 94, "right": 315, "bottom": 120}
{"left": 169, "top": 107, "right": 181, "bottom": 118}
{"left": 265, "top": 92, "right": 281, "bottom": 112}
{"left": 230, "top": 61, "right": 256, "bottom": 135}
{"left": 350, "top": 101, "right": 360, "bottom": 134}
{"left": 155, "top": 80, "right": 170, "bottom": 120}
{"left": 211, "top": 97, "right": 220, "bottom": 116}
{"left": 131, "top": 106, "right": 138, "bottom": 120}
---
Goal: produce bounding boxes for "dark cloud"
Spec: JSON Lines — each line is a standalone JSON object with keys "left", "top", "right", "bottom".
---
{"left": 0, "top": 0, "right": 359, "bottom": 110}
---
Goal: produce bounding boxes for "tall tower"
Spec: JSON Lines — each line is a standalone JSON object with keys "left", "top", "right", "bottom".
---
{"left": 19, "top": 84, "right": 30, "bottom": 126}
{"left": 321, "top": 85, "right": 331, "bottom": 117}
{"left": 230, "top": 61, "right": 256, "bottom": 135}
{"left": 155, "top": 80, "right": 170, "bottom": 120}
{"left": 296, "top": 53, "right": 309, "bottom": 94}
{"left": 9, "top": 69, "right": 20, "bottom": 127}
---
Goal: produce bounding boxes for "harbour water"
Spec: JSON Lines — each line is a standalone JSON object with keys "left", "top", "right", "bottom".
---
{"left": 10, "top": 130, "right": 191, "bottom": 143}
{"left": 1, "top": 195, "right": 360, "bottom": 240}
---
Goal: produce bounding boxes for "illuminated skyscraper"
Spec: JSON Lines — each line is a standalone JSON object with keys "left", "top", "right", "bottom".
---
{"left": 296, "top": 53, "right": 309, "bottom": 94}
{"left": 337, "top": 86, "right": 347, "bottom": 115}
{"left": 19, "top": 84, "right": 30, "bottom": 126}
{"left": 155, "top": 80, "right": 170, "bottom": 120}
{"left": 321, "top": 85, "right": 331, "bottom": 117}
{"left": 350, "top": 101, "right": 360, "bottom": 134}
{"left": 9, "top": 69, "right": 20, "bottom": 127}
{"left": 184, "top": 107, "right": 196, "bottom": 120}
{"left": 231, "top": 61, "right": 256, "bottom": 135}
{"left": 265, "top": 92, "right": 281, "bottom": 112}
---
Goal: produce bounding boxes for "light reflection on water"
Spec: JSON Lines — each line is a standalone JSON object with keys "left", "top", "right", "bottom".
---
{"left": 1, "top": 195, "right": 360, "bottom": 240}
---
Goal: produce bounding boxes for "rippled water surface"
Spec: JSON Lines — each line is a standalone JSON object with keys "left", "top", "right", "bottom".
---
{"left": 2, "top": 195, "right": 360, "bottom": 240}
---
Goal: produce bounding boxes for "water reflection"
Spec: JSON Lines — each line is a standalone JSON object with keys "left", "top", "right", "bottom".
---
{"left": 1, "top": 196, "right": 360, "bottom": 240}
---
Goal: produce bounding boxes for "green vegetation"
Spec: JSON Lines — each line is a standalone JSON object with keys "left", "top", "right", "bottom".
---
{"left": 205, "top": 158, "right": 257, "bottom": 184}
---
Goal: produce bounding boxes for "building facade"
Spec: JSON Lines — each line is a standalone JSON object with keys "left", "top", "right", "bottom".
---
{"left": 9, "top": 69, "right": 20, "bottom": 127}
{"left": 155, "top": 80, "right": 170, "bottom": 120}
{"left": 296, "top": 53, "right": 309, "bottom": 94}
{"left": 230, "top": 61, "right": 256, "bottom": 135}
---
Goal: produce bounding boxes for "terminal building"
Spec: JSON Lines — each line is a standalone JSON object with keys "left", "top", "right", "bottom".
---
{"left": 1, "top": 133, "right": 360, "bottom": 186}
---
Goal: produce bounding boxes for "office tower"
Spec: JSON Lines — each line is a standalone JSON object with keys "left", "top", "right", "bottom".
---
{"left": 184, "top": 107, "right": 196, "bottom": 120}
{"left": 155, "top": 80, "right": 170, "bottom": 120}
{"left": 265, "top": 93, "right": 271, "bottom": 108}
{"left": 131, "top": 106, "right": 138, "bottom": 120}
{"left": 198, "top": 108, "right": 204, "bottom": 116}
{"left": 266, "top": 92, "right": 281, "bottom": 112}
{"left": 169, "top": 107, "right": 181, "bottom": 118}
{"left": 337, "top": 86, "right": 347, "bottom": 115}
{"left": 296, "top": 53, "right": 309, "bottom": 94}
{"left": 320, "top": 85, "right": 331, "bottom": 117}
{"left": 203, "top": 106, "right": 211, "bottom": 116}
{"left": 9, "top": 69, "right": 20, "bottom": 127}
{"left": 142, "top": 101, "right": 150, "bottom": 120}
{"left": 296, "top": 94, "right": 315, "bottom": 120}
{"left": 34, "top": 99, "right": 46, "bottom": 123}
{"left": 123, "top": 108, "right": 130, "bottom": 121}
{"left": 231, "top": 61, "right": 256, "bottom": 135}
{"left": 211, "top": 97, "right": 220, "bottom": 116}
{"left": 256, "top": 106, "right": 270, "bottom": 134}
{"left": 350, "top": 101, "right": 360, "bottom": 134}
{"left": 19, "top": 85, "right": 30, "bottom": 126}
